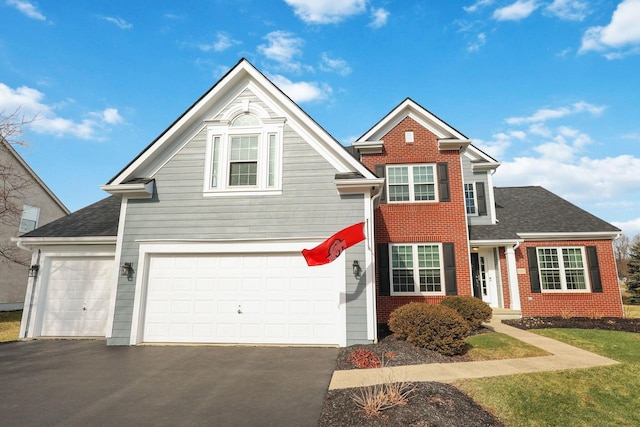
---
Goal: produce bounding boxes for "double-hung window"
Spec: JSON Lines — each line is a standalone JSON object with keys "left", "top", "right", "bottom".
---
{"left": 387, "top": 164, "right": 437, "bottom": 202}
{"left": 464, "top": 183, "right": 477, "bottom": 215}
{"left": 536, "top": 247, "right": 590, "bottom": 292}
{"left": 205, "top": 111, "right": 284, "bottom": 195}
{"left": 390, "top": 243, "right": 444, "bottom": 295}
{"left": 19, "top": 205, "right": 40, "bottom": 233}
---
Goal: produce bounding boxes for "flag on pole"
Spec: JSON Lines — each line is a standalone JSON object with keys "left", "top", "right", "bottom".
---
{"left": 302, "top": 222, "right": 365, "bottom": 266}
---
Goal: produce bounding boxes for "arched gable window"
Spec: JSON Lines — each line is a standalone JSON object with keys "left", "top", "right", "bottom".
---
{"left": 205, "top": 106, "right": 284, "bottom": 196}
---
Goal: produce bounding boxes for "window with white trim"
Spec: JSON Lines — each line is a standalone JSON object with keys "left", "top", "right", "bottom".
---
{"left": 390, "top": 243, "right": 444, "bottom": 295}
{"left": 387, "top": 164, "right": 437, "bottom": 202}
{"left": 19, "top": 205, "right": 40, "bottom": 233}
{"left": 464, "top": 183, "right": 477, "bottom": 215}
{"left": 536, "top": 247, "right": 590, "bottom": 292}
{"left": 205, "top": 112, "right": 284, "bottom": 195}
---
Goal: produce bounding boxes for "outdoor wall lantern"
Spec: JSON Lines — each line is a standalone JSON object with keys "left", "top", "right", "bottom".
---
{"left": 121, "top": 262, "right": 134, "bottom": 281}
{"left": 352, "top": 260, "right": 360, "bottom": 277}
{"left": 28, "top": 264, "right": 39, "bottom": 277}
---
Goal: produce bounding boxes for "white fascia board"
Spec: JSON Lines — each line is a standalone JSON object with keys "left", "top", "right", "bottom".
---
{"left": 357, "top": 99, "right": 468, "bottom": 143}
{"left": 100, "top": 181, "right": 154, "bottom": 198}
{"left": 335, "top": 178, "right": 385, "bottom": 195}
{"left": 438, "top": 138, "right": 472, "bottom": 152}
{"left": 516, "top": 231, "right": 620, "bottom": 240}
{"left": 469, "top": 239, "right": 523, "bottom": 247}
{"left": 352, "top": 140, "right": 383, "bottom": 154}
{"left": 471, "top": 161, "right": 501, "bottom": 172}
{"left": 13, "top": 236, "right": 117, "bottom": 248}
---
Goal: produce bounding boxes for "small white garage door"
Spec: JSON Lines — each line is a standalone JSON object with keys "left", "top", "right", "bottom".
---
{"left": 40, "top": 257, "right": 115, "bottom": 337}
{"left": 143, "top": 253, "right": 343, "bottom": 345}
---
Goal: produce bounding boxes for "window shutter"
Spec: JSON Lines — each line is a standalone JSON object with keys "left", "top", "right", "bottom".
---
{"left": 527, "top": 247, "right": 541, "bottom": 293}
{"left": 586, "top": 246, "right": 603, "bottom": 293}
{"left": 476, "top": 182, "right": 487, "bottom": 216}
{"left": 375, "top": 165, "right": 386, "bottom": 204}
{"left": 377, "top": 243, "right": 390, "bottom": 296}
{"left": 437, "top": 162, "right": 450, "bottom": 202}
{"left": 443, "top": 242, "right": 457, "bottom": 295}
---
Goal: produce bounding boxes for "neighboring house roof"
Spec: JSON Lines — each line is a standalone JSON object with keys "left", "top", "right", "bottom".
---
{"left": 1, "top": 138, "right": 70, "bottom": 215}
{"left": 20, "top": 196, "right": 120, "bottom": 238}
{"left": 469, "top": 186, "right": 620, "bottom": 241}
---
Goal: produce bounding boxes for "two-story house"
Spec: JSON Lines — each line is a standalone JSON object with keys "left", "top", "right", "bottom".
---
{"left": 14, "top": 59, "right": 623, "bottom": 347}
{"left": 0, "top": 138, "right": 69, "bottom": 308}
{"left": 355, "top": 98, "right": 623, "bottom": 325}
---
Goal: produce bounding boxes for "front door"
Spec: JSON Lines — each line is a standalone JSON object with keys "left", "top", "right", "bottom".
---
{"left": 471, "top": 249, "right": 499, "bottom": 307}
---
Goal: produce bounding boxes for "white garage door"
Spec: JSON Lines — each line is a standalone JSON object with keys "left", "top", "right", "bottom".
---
{"left": 143, "top": 253, "right": 343, "bottom": 345}
{"left": 40, "top": 257, "right": 115, "bottom": 337}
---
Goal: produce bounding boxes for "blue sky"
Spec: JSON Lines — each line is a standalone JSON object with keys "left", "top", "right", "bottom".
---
{"left": 2, "top": 0, "right": 640, "bottom": 236}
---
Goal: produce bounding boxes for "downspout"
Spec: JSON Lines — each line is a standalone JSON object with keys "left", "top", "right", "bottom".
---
{"left": 369, "top": 188, "right": 382, "bottom": 343}
{"left": 23, "top": 247, "right": 41, "bottom": 338}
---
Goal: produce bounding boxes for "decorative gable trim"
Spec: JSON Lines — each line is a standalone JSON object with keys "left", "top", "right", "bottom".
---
{"left": 352, "top": 140, "right": 383, "bottom": 154}
{"left": 106, "top": 58, "right": 377, "bottom": 188}
{"left": 101, "top": 179, "right": 154, "bottom": 199}
{"left": 355, "top": 98, "right": 471, "bottom": 153}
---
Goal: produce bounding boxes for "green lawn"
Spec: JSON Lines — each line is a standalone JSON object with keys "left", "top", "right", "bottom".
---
{"left": 456, "top": 328, "right": 640, "bottom": 427}
{"left": 465, "top": 332, "right": 548, "bottom": 361}
{"left": 0, "top": 311, "right": 22, "bottom": 342}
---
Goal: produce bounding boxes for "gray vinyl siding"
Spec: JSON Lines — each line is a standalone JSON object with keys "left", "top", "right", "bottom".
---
{"left": 462, "top": 155, "right": 493, "bottom": 226}
{"left": 107, "top": 98, "right": 369, "bottom": 345}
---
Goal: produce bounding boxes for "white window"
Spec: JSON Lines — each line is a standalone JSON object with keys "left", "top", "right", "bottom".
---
{"left": 205, "top": 112, "right": 284, "bottom": 196}
{"left": 464, "top": 183, "right": 477, "bottom": 215}
{"left": 390, "top": 243, "right": 444, "bottom": 295}
{"left": 537, "top": 247, "right": 590, "bottom": 292}
{"left": 19, "top": 205, "right": 40, "bottom": 233}
{"left": 387, "top": 164, "right": 437, "bottom": 202}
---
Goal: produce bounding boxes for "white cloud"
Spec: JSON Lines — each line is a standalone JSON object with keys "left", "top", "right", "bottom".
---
{"left": 579, "top": 0, "right": 640, "bottom": 56}
{"left": 258, "top": 31, "right": 304, "bottom": 70}
{"left": 464, "top": 0, "right": 494, "bottom": 13}
{"left": 198, "top": 32, "right": 241, "bottom": 52}
{"left": 545, "top": 0, "right": 588, "bottom": 21}
{"left": 493, "top": 0, "right": 539, "bottom": 21}
{"left": 0, "top": 83, "right": 122, "bottom": 140}
{"left": 467, "top": 32, "right": 487, "bottom": 52}
{"left": 495, "top": 153, "right": 640, "bottom": 204}
{"left": 6, "top": 0, "right": 46, "bottom": 21}
{"left": 473, "top": 130, "right": 525, "bottom": 159}
{"left": 269, "top": 75, "right": 331, "bottom": 103}
{"left": 612, "top": 217, "right": 640, "bottom": 238}
{"left": 99, "top": 108, "right": 124, "bottom": 125}
{"left": 505, "top": 101, "right": 605, "bottom": 125}
{"left": 100, "top": 16, "right": 133, "bottom": 29}
{"left": 319, "top": 53, "right": 352, "bottom": 75}
{"left": 369, "top": 7, "right": 389, "bottom": 28}
{"left": 283, "top": 0, "right": 367, "bottom": 24}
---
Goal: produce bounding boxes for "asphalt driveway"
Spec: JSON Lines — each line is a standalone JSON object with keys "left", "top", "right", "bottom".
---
{"left": 0, "top": 340, "right": 338, "bottom": 427}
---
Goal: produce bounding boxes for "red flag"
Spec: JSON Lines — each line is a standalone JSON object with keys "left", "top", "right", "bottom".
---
{"left": 302, "top": 222, "right": 365, "bottom": 266}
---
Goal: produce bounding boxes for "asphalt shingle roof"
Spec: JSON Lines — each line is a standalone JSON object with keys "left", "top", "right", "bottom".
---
{"left": 21, "top": 196, "right": 121, "bottom": 238}
{"left": 469, "top": 186, "right": 620, "bottom": 241}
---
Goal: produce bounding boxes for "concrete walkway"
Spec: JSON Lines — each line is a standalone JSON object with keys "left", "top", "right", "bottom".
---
{"left": 329, "top": 318, "right": 619, "bottom": 390}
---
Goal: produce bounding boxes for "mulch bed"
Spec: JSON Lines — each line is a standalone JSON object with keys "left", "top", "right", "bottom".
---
{"left": 318, "top": 382, "right": 504, "bottom": 427}
{"left": 319, "top": 317, "right": 640, "bottom": 426}
{"left": 503, "top": 316, "right": 640, "bottom": 333}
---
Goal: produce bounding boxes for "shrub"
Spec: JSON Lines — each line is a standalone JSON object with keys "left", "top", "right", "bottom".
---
{"left": 351, "top": 382, "right": 415, "bottom": 418}
{"left": 347, "top": 349, "right": 382, "bottom": 369}
{"left": 388, "top": 302, "right": 470, "bottom": 356}
{"left": 440, "top": 296, "right": 492, "bottom": 329}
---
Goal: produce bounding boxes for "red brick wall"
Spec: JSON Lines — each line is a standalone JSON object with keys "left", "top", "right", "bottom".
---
{"left": 360, "top": 117, "right": 471, "bottom": 323}
{"left": 516, "top": 240, "right": 623, "bottom": 318}
{"left": 498, "top": 247, "right": 511, "bottom": 308}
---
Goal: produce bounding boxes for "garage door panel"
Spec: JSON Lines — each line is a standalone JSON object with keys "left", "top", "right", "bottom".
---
{"left": 143, "top": 253, "right": 342, "bottom": 345}
{"left": 40, "top": 257, "right": 114, "bottom": 337}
